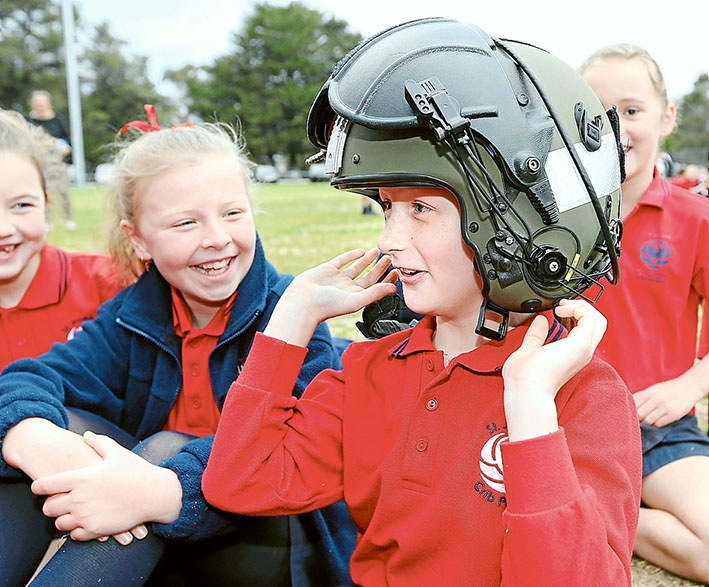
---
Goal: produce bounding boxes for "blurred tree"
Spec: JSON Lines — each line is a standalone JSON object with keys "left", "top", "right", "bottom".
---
{"left": 168, "top": 1, "right": 361, "bottom": 168}
{"left": 663, "top": 73, "right": 709, "bottom": 165}
{"left": 80, "top": 22, "right": 171, "bottom": 167}
{"left": 0, "top": 0, "right": 67, "bottom": 111}
{"left": 1, "top": 1, "right": 173, "bottom": 169}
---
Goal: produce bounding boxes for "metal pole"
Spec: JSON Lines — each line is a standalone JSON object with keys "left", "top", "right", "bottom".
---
{"left": 61, "top": 0, "right": 86, "bottom": 187}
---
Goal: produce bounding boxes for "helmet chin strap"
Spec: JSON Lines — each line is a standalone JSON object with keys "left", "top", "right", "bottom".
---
{"left": 476, "top": 299, "right": 510, "bottom": 341}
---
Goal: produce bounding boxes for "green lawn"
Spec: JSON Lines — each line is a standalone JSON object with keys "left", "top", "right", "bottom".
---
{"left": 47, "top": 181, "right": 384, "bottom": 340}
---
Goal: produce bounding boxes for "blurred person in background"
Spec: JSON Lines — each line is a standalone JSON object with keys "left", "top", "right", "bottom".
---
{"left": 581, "top": 43, "right": 709, "bottom": 583}
{"left": 27, "top": 90, "right": 77, "bottom": 231}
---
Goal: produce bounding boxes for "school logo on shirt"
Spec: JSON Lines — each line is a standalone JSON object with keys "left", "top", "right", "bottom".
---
{"left": 479, "top": 432, "right": 506, "bottom": 493}
{"left": 66, "top": 325, "right": 82, "bottom": 341}
{"left": 640, "top": 240, "right": 671, "bottom": 269}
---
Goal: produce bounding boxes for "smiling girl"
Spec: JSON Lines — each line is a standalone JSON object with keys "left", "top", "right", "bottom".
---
{"left": 581, "top": 45, "right": 709, "bottom": 583}
{"left": 0, "top": 110, "right": 122, "bottom": 370}
{"left": 0, "top": 115, "right": 354, "bottom": 586}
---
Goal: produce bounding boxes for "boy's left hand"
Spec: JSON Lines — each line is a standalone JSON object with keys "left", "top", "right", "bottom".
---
{"left": 502, "top": 299, "right": 607, "bottom": 441}
{"left": 31, "top": 431, "right": 183, "bottom": 542}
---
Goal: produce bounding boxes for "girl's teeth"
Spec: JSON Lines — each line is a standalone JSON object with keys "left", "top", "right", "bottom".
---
{"left": 200, "top": 260, "right": 229, "bottom": 270}
{"left": 0, "top": 245, "right": 16, "bottom": 254}
{"left": 195, "top": 258, "right": 230, "bottom": 274}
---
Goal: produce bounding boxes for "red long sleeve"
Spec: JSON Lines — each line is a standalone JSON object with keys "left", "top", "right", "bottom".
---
{"left": 205, "top": 320, "right": 641, "bottom": 586}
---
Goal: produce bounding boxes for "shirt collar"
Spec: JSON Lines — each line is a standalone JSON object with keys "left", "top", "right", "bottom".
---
{"left": 637, "top": 167, "right": 670, "bottom": 209}
{"left": 18, "top": 244, "right": 66, "bottom": 309}
{"left": 170, "top": 285, "right": 236, "bottom": 338}
{"left": 388, "top": 310, "right": 566, "bottom": 373}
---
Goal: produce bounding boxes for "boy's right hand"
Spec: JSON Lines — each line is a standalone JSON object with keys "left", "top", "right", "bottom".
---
{"left": 264, "top": 248, "right": 398, "bottom": 347}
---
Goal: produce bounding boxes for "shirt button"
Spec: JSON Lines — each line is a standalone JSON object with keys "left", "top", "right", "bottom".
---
{"left": 190, "top": 364, "right": 200, "bottom": 376}
{"left": 192, "top": 399, "right": 202, "bottom": 410}
{"left": 416, "top": 438, "right": 428, "bottom": 452}
{"left": 425, "top": 398, "right": 438, "bottom": 411}
{"left": 426, "top": 359, "right": 434, "bottom": 371}
{"left": 188, "top": 339, "right": 199, "bottom": 348}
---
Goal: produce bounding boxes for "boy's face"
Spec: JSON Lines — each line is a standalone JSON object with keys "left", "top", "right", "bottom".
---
{"left": 0, "top": 153, "right": 47, "bottom": 294}
{"left": 123, "top": 155, "right": 256, "bottom": 325}
{"left": 377, "top": 187, "right": 482, "bottom": 320}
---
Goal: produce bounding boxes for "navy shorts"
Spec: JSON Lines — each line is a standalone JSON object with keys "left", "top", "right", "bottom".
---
{"left": 641, "top": 414, "right": 709, "bottom": 477}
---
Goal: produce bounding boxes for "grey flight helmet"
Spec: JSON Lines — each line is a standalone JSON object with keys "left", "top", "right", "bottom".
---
{"left": 307, "top": 17, "right": 623, "bottom": 340}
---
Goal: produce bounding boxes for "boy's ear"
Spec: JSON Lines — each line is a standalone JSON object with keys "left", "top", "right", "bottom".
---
{"left": 119, "top": 220, "right": 150, "bottom": 261}
{"left": 660, "top": 103, "right": 677, "bottom": 138}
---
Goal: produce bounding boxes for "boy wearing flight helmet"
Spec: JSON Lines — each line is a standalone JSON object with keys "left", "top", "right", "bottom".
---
{"left": 204, "top": 18, "right": 641, "bottom": 586}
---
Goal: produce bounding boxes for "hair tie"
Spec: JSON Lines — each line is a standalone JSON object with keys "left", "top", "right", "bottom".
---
{"left": 119, "top": 104, "right": 193, "bottom": 134}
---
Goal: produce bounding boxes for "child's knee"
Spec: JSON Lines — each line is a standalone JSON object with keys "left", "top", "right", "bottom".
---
{"left": 133, "top": 431, "right": 195, "bottom": 465}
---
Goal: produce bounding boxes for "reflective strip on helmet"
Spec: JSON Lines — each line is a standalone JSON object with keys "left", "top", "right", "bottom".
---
{"left": 545, "top": 134, "right": 621, "bottom": 213}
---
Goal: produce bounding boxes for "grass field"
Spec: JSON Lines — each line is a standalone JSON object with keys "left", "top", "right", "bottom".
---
{"left": 47, "top": 181, "right": 708, "bottom": 586}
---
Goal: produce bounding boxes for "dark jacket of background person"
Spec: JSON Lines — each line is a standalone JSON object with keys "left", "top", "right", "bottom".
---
{"left": 26, "top": 112, "right": 70, "bottom": 145}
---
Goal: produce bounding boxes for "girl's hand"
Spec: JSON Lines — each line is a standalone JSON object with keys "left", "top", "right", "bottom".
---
{"left": 31, "top": 431, "right": 182, "bottom": 542}
{"left": 2, "top": 418, "right": 102, "bottom": 480}
{"left": 3, "top": 420, "right": 147, "bottom": 545}
{"left": 634, "top": 379, "right": 700, "bottom": 427}
{"left": 264, "top": 248, "right": 398, "bottom": 347}
{"left": 502, "top": 299, "right": 607, "bottom": 441}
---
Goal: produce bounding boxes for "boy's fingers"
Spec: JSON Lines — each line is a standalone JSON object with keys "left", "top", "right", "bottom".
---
{"left": 341, "top": 248, "right": 381, "bottom": 279}
{"left": 329, "top": 248, "right": 367, "bottom": 271}
{"left": 516, "top": 315, "right": 548, "bottom": 353}
{"left": 352, "top": 283, "right": 398, "bottom": 309}
{"left": 355, "top": 256, "right": 392, "bottom": 288}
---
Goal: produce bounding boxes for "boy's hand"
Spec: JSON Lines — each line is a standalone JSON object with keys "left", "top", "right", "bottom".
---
{"left": 265, "top": 248, "right": 398, "bottom": 347}
{"left": 502, "top": 299, "right": 607, "bottom": 441}
{"left": 31, "top": 431, "right": 182, "bottom": 542}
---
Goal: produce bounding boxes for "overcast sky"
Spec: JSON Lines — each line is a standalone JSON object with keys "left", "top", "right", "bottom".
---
{"left": 80, "top": 0, "right": 707, "bottom": 101}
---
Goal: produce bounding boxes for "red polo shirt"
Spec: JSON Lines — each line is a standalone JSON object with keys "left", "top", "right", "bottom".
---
{"left": 0, "top": 244, "right": 123, "bottom": 370}
{"left": 163, "top": 287, "right": 234, "bottom": 436}
{"left": 595, "top": 170, "right": 709, "bottom": 395}
{"left": 205, "top": 315, "right": 641, "bottom": 586}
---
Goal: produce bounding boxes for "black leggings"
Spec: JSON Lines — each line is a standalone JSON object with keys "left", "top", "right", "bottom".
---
{"left": 0, "top": 410, "right": 291, "bottom": 587}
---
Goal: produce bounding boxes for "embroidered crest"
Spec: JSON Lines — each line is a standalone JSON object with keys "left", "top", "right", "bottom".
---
{"left": 640, "top": 239, "right": 671, "bottom": 270}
